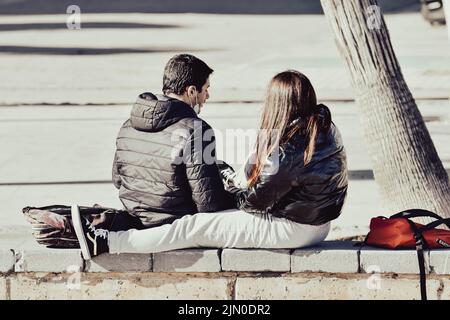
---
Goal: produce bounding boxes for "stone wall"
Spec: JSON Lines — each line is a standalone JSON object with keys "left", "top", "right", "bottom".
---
{"left": 2, "top": 241, "right": 450, "bottom": 300}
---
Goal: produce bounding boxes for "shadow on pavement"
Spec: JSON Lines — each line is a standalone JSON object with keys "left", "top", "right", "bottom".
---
{"left": 0, "top": 0, "right": 420, "bottom": 15}
{"left": 0, "top": 22, "right": 182, "bottom": 31}
{"left": 0, "top": 45, "right": 216, "bottom": 55}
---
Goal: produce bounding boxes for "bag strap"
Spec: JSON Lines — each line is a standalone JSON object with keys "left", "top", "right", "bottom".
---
{"left": 391, "top": 209, "right": 444, "bottom": 221}
{"left": 420, "top": 218, "right": 450, "bottom": 232}
{"left": 354, "top": 234, "right": 371, "bottom": 273}
{"left": 406, "top": 219, "right": 428, "bottom": 301}
{"left": 23, "top": 205, "right": 71, "bottom": 212}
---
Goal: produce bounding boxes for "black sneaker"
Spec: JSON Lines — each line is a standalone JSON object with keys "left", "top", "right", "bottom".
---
{"left": 71, "top": 205, "right": 109, "bottom": 260}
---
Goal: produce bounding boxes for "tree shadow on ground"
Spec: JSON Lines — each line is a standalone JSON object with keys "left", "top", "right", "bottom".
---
{"left": 0, "top": 22, "right": 181, "bottom": 31}
{"left": 0, "top": 45, "right": 217, "bottom": 55}
{"left": 0, "top": 0, "right": 420, "bottom": 15}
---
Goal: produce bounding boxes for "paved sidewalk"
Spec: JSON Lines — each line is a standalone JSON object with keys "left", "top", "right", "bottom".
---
{"left": 0, "top": 13, "right": 449, "bottom": 105}
{"left": 1, "top": 100, "right": 449, "bottom": 184}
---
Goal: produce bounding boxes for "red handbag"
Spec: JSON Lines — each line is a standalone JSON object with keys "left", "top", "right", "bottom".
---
{"left": 363, "top": 209, "right": 450, "bottom": 300}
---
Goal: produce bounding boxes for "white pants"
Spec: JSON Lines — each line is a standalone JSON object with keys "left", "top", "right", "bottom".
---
{"left": 108, "top": 209, "right": 330, "bottom": 254}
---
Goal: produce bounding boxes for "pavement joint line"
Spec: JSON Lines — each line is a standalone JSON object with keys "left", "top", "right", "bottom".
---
{"left": 2, "top": 169, "right": 450, "bottom": 186}
{"left": 0, "top": 180, "right": 112, "bottom": 186}
{"left": 0, "top": 96, "right": 449, "bottom": 107}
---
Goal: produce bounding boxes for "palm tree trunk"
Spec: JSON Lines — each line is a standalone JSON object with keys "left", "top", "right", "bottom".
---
{"left": 320, "top": 0, "right": 450, "bottom": 222}
{"left": 444, "top": 0, "right": 450, "bottom": 40}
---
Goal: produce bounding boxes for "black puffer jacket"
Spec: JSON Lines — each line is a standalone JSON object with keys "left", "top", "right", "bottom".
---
{"left": 112, "top": 93, "right": 232, "bottom": 227}
{"left": 233, "top": 114, "right": 348, "bottom": 226}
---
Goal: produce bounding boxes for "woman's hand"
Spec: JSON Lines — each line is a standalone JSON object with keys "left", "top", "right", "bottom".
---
{"left": 217, "top": 161, "right": 237, "bottom": 190}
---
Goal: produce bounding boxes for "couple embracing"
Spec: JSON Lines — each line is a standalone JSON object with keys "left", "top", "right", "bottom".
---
{"left": 71, "top": 54, "right": 348, "bottom": 259}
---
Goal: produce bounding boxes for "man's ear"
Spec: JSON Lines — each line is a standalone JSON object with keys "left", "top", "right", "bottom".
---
{"left": 186, "top": 85, "right": 197, "bottom": 96}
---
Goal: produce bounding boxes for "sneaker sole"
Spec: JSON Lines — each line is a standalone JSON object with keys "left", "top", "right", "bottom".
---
{"left": 71, "top": 204, "right": 92, "bottom": 260}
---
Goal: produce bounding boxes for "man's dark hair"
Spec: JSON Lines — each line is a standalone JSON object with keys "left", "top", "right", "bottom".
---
{"left": 162, "top": 54, "right": 213, "bottom": 95}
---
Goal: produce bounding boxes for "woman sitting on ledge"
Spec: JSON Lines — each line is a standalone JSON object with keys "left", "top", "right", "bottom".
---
{"left": 72, "top": 70, "right": 348, "bottom": 259}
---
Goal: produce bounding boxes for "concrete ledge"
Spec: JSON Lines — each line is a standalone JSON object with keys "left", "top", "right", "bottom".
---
{"left": 7, "top": 273, "right": 231, "bottom": 300}
{"left": 0, "top": 278, "right": 7, "bottom": 300}
{"left": 292, "top": 241, "right": 359, "bottom": 273}
{"left": 429, "top": 250, "right": 450, "bottom": 275}
{"left": 360, "top": 247, "right": 431, "bottom": 274}
{"left": 14, "top": 248, "right": 83, "bottom": 273}
{"left": 221, "top": 249, "right": 291, "bottom": 272}
{"left": 2, "top": 273, "right": 448, "bottom": 300}
{"left": 2, "top": 240, "right": 450, "bottom": 299}
{"left": 0, "top": 250, "right": 14, "bottom": 273}
{"left": 235, "top": 275, "right": 442, "bottom": 300}
{"left": 85, "top": 253, "right": 152, "bottom": 273}
{"left": 3, "top": 241, "right": 450, "bottom": 275}
{"left": 153, "top": 249, "right": 221, "bottom": 272}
